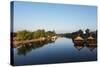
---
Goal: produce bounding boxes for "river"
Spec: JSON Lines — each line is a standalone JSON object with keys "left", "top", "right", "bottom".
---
{"left": 13, "top": 37, "right": 97, "bottom": 66}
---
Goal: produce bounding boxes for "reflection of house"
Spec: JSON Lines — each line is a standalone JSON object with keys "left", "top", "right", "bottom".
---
{"left": 74, "top": 45, "right": 84, "bottom": 51}
{"left": 87, "top": 46, "right": 96, "bottom": 52}
{"left": 73, "top": 35, "right": 84, "bottom": 46}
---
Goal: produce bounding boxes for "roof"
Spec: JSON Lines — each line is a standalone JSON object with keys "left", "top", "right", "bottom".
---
{"left": 87, "top": 36, "right": 94, "bottom": 40}
{"left": 74, "top": 36, "right": 84, "bottom": 40}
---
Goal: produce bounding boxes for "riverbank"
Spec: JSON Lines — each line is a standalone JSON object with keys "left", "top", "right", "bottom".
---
{"left": 13, "top": 37, "right": 47, "bottom": 45}
{"left": 13, "top": 36, "right": 58, "bottom": 45}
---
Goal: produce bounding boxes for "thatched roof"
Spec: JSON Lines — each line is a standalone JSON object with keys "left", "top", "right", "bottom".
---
{"left": 74, "top": 36, "right": 84, "bottom": 40}
{"left": 87, "top": 36, "right": 94, "bottom": 40}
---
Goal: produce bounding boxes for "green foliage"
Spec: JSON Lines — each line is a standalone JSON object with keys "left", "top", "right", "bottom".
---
{"left": 15, "top": 29, "right": 56, "bottom": 41}
{"left": 16, "top": 30, "right": 32, "bottom": 41}
{"left": 46, "top": 31, "right": 56, "bottom": 37}
{"left": 32, "top": 29, "right": 46, "bottom": 39}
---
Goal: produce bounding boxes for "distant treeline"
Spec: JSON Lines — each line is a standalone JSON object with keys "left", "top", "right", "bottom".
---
{"left": 12, "top": 29, "right": 56, "bottom": 41}
{"left": 71, "top": 29, "right": 97, "bottom": 39}
{"left": 12, "top": 29, "right": 97, "bottom": 41}
{"left": 58, "top": 29, "right": 97, "bottom": 39}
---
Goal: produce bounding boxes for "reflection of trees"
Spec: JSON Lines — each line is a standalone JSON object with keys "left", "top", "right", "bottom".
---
{"left": 17, "top": 44, "right": 33, "bottom": 56}
{"left": 16, "top": 39, "right": 55, "bottom": 56}
{"left": 72, "top": 40, "right": 84, "bottom": 51}
{"left": 31, "top": 39, "right": 55, "bottom": 49}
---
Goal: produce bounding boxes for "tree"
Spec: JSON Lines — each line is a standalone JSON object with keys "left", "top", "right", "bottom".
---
{"left": 78, "top": 29, "right": 83, "bottom": 35}
{"left": 78, "top": 29, "right": 84, "bottom": 37}
{"left": 85, "top": 29, "right": 90, "bottom": 37}
{"left": 15, "top": 29, "right": 57, "bottom": 41}
{"left": 39, "top": 29, "right": 46, "bottom": 37}
{"left": 33, "top": 29, "right": 42, "bottom": 39}
{"left": 16, "top": 30, "right": 32, "bottom": 41}
{"left": 85, "top": 29, "right": 90, "bottom": 34}
{"left": 46, "top": 31, "right": 55, "bottom": 37}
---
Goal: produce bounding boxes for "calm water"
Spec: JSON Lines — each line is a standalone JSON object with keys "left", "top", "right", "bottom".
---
{"left": 13, "top": 37, "right": 97, "bottom": 66}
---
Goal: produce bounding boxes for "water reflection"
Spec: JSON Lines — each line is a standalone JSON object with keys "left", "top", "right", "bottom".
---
{"left": 86, "top": 40, "right": 97, "bottom": 52}
{"left": 15, "top": 37, "right": 97, "bottom": 56}
{"left": 74, "top": 44, "right": 84, "bottom": 51}
{"left": 72, "top": 39, "right": 97, "bottom": 51}
{"left": 14, "top": 38, "right": 97, "bottom": 65}
{"left": 16, "top": 39, "right": 55, "bottom": 56}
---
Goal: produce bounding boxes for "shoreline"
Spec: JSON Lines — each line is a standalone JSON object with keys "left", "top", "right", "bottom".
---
{"left": 13, "top": 36, "right": 58, "bottom": 45}
{"left": 13, "top": 38, "right": 47, "bottom": 45}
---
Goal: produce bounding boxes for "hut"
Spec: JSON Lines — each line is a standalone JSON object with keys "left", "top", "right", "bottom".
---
{"left": 87, "top": 35, "right": 94, "bottom": 40}
{"left": 74, "top": 36, "right": 84, "bottom": 41}
{"left": 87, "top": 35, "right": 96, "bottom": 45}
{"left": 51, "top": 36, "right": 57, "bottom": 41}
{"left": 73, "top": 35, "right": 84, "bottom": 46}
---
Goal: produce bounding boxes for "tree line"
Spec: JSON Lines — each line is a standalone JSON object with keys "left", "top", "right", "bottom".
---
{"left": 58, "top": 29, "right": 97, "bottom": 40}
{"left": 13, "top": 29, "right": 56, "bottom": 41}
{"left": 71, "top": 29, "right": 97, "bottom": 39}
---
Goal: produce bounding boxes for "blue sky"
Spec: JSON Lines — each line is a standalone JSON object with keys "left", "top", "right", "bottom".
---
{"left": 13, "top": 1, "right": 97, "bottom": 33}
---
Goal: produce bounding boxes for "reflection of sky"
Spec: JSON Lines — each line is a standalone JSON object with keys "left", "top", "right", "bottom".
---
{"left": 13, "top": 1, "right": 97, "bottom": 33}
